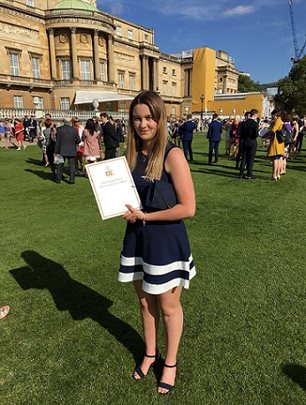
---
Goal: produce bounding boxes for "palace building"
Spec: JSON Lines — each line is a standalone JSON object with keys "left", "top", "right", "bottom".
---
{"left": 0, "top": 0, "right": 269, "bottom": 118}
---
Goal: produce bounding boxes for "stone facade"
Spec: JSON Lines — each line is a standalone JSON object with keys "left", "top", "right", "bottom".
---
{"left": 0, "top": 0, "right": 240, "bottom": 117}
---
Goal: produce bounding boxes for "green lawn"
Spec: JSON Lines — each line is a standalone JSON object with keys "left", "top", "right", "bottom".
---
{"left": 0, "top": 136, "right": 305, "bottom": 404}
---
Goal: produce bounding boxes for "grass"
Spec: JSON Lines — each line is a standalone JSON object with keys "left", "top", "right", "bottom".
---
{"left": 0, "top": 136, "right": 305, "bottom": 404}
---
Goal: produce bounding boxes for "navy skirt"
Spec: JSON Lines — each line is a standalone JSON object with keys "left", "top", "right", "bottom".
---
{"left": 118, "top": 220, "right": 196, "bottom": 294}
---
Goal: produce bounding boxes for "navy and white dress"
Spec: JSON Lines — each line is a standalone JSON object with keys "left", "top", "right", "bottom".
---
{"left": 118, "top": 144, "right": 196, "bottom": 295}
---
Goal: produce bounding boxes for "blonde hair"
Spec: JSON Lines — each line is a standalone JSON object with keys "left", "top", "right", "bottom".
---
{"left": 126, "top": 91, "right": 168, "bottom": 180}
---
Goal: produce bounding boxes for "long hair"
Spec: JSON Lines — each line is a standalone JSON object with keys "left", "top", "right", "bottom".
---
{"left": 85, "top": 118, "right": 95, "bottom": 135}
{"left": 126, "top": 91, "right": 168, "bottom": 180}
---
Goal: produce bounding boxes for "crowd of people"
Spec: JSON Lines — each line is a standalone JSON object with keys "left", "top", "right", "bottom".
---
{"left": 222, "top": 110, "right": 306, "bottom": 180}
{"left": 0, "top": 112, "right": 126, "bottom": 183}
{"left": 1, "top": 106, "right": 305, "bottom": 183}
{"left": 0, "top": 115, "right": 38, "bottom": 150}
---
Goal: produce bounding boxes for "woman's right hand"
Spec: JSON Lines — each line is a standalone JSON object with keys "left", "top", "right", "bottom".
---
{"left": 122, "top": 205, "right": 145, "bottom": 223}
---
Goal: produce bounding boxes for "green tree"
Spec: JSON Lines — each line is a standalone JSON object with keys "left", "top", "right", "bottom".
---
{"left": 238, "top": 74, "right": 264, "bottom": 92}
{"left": 275, "top": 56, "right": 306, "bottom": 115}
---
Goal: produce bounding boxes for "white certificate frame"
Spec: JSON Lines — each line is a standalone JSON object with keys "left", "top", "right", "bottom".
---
{"left": 86, "top": 156, "right": 142, "bottom": 220}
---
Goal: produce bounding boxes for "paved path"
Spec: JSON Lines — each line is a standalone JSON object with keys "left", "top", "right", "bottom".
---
{"left": 0, "top": 138, "right": 38, "bottom": 149}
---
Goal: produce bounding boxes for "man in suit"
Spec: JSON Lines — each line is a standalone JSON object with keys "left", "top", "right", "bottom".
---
{"left": 100, "top": 112, "right": 119, "bottom": 160}
{"left": 207, "top": 113, "right": 222, "bottom": 164}
{"left": 28, "top": 115, "right": 38, "bottom": 142}
{"left": 239, "top": 109, "right": 259, "bottom": 180}
{"left": 179, "top": 114, "right": 197, "bottom": 161}
{"left": 54, "top": 117, "right": 80, "bottom": 184}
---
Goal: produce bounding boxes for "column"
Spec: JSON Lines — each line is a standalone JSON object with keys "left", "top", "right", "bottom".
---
{"left": 154, "top": 58, "right": 159, "bottom": 91}
{"left": 223, "top": 75, "right": 227, "bottom": 93}
{"left": 70, "top": 27, "right": 78, "bottom": 80}
{"left": 48, "top": 29, "right": 57, "bottom": 80}
{"left": 107, "top": 34, "right": 115, "bottom": 83}
{"left": 142, "top": 55, "right": 149, "bottom": 90}
{"left": 93, "top": 29, "right": 100, "bottom": 81}
{"left": 141, "top": 56, "right": 146, "bottom": 89}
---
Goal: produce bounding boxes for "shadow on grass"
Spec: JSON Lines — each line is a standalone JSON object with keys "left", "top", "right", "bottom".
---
{"left": 10, "top": 250, "right": 144, "bottom": 363}
{"left": 26, "top": 157, "right": 43, "bottom": 166}
{"left": 191, "top": 168, "right": 239, "bottom": 178}
{"left": 282, "top": 364, "right": 306, "bottom": 390}
{"left": 25, "top": 169, "right": 55, "bottom": 181}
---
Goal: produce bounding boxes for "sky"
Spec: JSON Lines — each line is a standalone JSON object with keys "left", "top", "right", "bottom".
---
{"left": 96, "top": 0, "right": 306, "bottom": 84}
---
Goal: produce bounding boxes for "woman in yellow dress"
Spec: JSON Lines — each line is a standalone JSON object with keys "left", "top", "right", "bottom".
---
{"left": 267, "top": 110, "right": 285, "bottom": 180}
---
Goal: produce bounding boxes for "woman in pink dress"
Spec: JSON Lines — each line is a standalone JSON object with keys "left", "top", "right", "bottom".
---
{"left": 82, "top": 118, "right": 100, "bottom": 163}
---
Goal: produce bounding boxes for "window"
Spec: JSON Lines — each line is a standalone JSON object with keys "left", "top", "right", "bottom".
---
{"left": 60, "top": 97, "right": 70, "bottom": 110}
{"left": 118, "top": 71, "right": 125, "bottom": 89}
{"left": 144, "top": 34, "right": 149, "bottom": 42}
{"left": 13, "top": 96, "right": 23, "bottom": 109}
{"left": 99, "top": 61, "right": 105, "bottom": 81}
{"left": 171, "top": 82, "right": 177, "bottom": 96}
{"left": 61, "top": 59, "right": 72, "bottom": 80}
{"left": 128, "top": 29, "right": 133, "bottom": 40}
{"left": 32, "top": 96, "right": 43, "bottom": 110}
{"left": 172, "top": 69, "right": 176, "bottom": 76}
{"left": 129, "top": 73, "right": 135, "bottom": 91}
{"left": 116, "top": 26, "right": 122, "bottom": 36}
{"left": 32, "top": 57, "right": 41, "bottom": 79}
{"left": 162, "top": 80, "right": 167, "bottom": 95}
{"left": 26, "top": 0, "right": 34, "bottom": 6}
{"left": 80, "top": 59, "right": 91, "bottom": 80}
{"left": 10, "top": 53, "right": 20, "bottom": 76}
{"left": 162, "top": 67, "right": 167, "bottom": 74}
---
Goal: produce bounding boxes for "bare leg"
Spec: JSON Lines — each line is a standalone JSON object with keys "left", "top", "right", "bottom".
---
{"left": 44, "top": 153, "right": 49, "bottom": 166}
{"left": 133, "top": 280, "right": 160, "bottom": 378}
{"left": 272, "top": 159, "right": 281, "bottom": 179}
{"left": 157, "top": 286, "right": 183, "bottom": 393}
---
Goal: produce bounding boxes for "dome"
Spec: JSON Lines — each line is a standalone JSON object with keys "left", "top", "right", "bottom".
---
{"left": 55, "top": 0, "right": 97, "bottom": 12}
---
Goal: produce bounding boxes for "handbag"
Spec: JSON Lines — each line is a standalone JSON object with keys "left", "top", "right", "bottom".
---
{"left": 276, "top": 127, "right": 293, "bottom": 144}
{"left": 145, "top": 179, "right": 178, "bottom": 211}
{"left": 54, "top": 154, "right": 64, "bottom": 165}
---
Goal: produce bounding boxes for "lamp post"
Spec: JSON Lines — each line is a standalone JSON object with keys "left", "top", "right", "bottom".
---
{"left": 200, "top": 94, "right": 204, "bottom": 130}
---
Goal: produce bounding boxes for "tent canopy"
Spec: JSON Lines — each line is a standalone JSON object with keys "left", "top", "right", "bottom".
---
{"left": 75, "top": 91, "right": 134, "bottom": 105}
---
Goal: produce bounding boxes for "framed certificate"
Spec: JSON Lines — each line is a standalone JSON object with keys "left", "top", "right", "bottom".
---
{"left": 86, "top": 156, "right": 142, "bottom": 220}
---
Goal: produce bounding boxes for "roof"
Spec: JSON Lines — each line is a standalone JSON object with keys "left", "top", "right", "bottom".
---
{"left": 74, "top": 91, "right": 134, "bottom": 105}
{"left": 55, "top": 0, "right": 97, "bottom": 12}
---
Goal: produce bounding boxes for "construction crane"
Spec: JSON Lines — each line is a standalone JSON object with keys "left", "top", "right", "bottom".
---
{"left": 288, "top": 0, "right": 306, "bottom": 63}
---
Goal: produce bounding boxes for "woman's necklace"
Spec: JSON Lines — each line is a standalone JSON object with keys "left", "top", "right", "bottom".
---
{"left": 140, "top": 151, "right": 149, "bottom": 162}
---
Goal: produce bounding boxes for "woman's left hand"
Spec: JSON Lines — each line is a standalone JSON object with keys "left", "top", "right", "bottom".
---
{"left": 122, "top": 205, "right": 145, "bottom": 223}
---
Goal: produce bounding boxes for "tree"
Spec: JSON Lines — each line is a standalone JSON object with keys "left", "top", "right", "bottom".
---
{"left": 275, "top": 56, "right": 306, "bottom": 115}
{"left": 238, "top": 74, "right": 264, "bottom": 92}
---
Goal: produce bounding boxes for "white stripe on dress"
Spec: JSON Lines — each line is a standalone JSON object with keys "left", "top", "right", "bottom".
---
{"left": 120, "top": 255, "right": 194, "bottom": 275}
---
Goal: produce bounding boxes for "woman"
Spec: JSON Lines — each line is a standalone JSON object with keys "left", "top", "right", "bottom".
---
{"left": 267, "top": 110, "right": 285, "bottom": 180}
{"left": 119, "top": 91, "right": 196, "bottom": 395}
{"left": 72, "top": 117, "right": 85, "bottom": 173}
{"left": 224, "top": 118, "right": 232, "bottom": 156}
{"left": 15, "top": 118, "right": 26, "bottom": 150}
{"left": 82, "top": 118, "right": 100, "bottom": 163}
{"left": 280, "top": 113, "right": 292, "bottom": 175}
{"left": 4, "top": 119, "right": 14, "bottom": 149}
{"left": 170, "top": 121, "right": 179, "bottom": 145}
{"left": 44, "top": 119, "right": 57, "bottom": 180}
{"left": 230, "top": 116, "right": 240, "bottom": 158}
{"left": 289, "top": 114, "right": 300, "bottom": 160}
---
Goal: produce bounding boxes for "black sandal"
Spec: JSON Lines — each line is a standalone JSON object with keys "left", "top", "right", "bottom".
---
{"left": 157, "top": 363, "right": 177, "bottom": 395}
{"left": 133, "top": 351, "right": 161, "bottom": 380}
